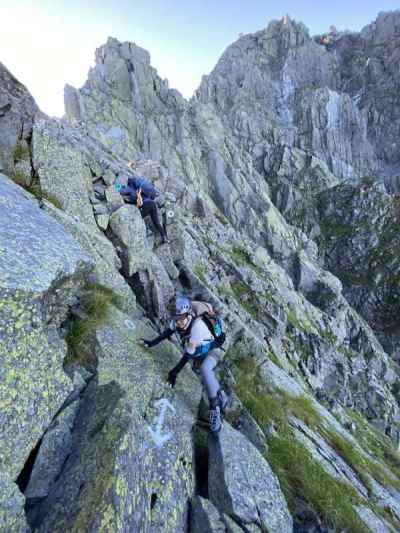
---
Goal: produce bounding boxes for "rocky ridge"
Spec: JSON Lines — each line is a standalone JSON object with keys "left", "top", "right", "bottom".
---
{"left": 1, "top": 11, "right": 400, "bottom": 533}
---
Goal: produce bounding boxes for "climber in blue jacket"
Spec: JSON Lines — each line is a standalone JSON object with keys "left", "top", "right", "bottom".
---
{"left": 116, "top": 161, "right": 169, "bottom": 244}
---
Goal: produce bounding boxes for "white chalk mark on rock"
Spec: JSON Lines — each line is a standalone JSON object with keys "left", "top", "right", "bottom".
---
{"left": 147, "top": 398, "right": 176, "bottom": 449}
{"left": 124, "top": 319, "right": 135, "bottom": 330}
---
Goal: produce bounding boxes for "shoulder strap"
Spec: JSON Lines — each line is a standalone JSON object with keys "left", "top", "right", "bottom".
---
{"left": 201, "top": 312, "right": 225, "bottom": 349}
{"left": 200, "top": 313, "right": 217, "bottom": 340}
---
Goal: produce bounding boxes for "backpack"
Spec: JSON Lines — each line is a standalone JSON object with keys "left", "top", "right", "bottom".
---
{"left": 191, "top": 300, "right": 226, "bottom": 348}
{"left": 200, "top": 312, "right": 226, "bottom": 348}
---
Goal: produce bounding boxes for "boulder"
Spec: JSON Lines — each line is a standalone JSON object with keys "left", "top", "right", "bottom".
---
{"left": 109, "top": 204, "right": 151, "bottom": 275}
{"left": 32, "top": 117, "right": 97, "bottom": 229}
{"left": 42, "top": 200, "right": 137, "bottom": 315}
{"left": 190, "top": 496, "right": 227, "bottom": 533}
{"left": 208, "top": 423, "right": 293, "bottom": 532}
{"left": 191, "top": 495, "right": 248, "bottom": 533}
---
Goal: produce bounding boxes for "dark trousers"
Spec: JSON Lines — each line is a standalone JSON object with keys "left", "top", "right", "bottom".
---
{"left": 140, "top": 200, "right": 164, "bottom": 237}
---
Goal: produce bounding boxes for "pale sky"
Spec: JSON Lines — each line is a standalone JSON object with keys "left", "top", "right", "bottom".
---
{"left": 1, "top": 1, "right": 398, "bottom": 117}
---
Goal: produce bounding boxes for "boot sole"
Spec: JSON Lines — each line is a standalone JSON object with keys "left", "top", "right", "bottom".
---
{"left": 210, "top": 422, "right": 222, "bottom": 434}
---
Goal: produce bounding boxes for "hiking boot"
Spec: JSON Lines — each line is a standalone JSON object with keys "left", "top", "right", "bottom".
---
{"left": 217, "top": 390, "right": 228, "bottom": 414}
{"left": 209, "top": 397, "right": 222, "bottom": 433}
{"left": 209, "top": 405, "right": 222, "bottom": 433}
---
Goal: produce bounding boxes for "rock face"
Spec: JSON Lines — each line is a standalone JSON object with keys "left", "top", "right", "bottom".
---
{"left": 318, "top": 181, "right": 400, "bottom": 356}
{"left": 32, "top": 118, "right": 97, "bottom": 228}
{"left": 29, "top": 310, "right": 201, "bottom": 532}
{"left": 2, "top": 10, "right": 400, "bottom": 533}
{"left": 334, "top": 11, "right": 400, "bottom": 173}
{"left": 0, "top": 174, "right": 93, "bottom": 531}
{"left": 0, "top": 62, "right": 38, "bottom": 175}
{"left": 195, "top": 18, "right": 376, "bottom": 182}
{"left": 63, "top": 20, "right": 400, "bottom": 433}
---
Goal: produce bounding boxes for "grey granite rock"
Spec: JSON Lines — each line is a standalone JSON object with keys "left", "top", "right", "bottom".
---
{"left": 30, "top": 309, "right": 202, "bottom": 532}
{"left": 208, "top": 423, "right": 293, "bottom": 532}
{"left": 191, "top": 496, "right": 227, "bottom": 533}
{"left": 32, "top": 117, "right": 96, "bottom": 229}
{"left": 0, "top": 62, "right": 38, "bottom": 175}
{"left": 109, "top": 204, "right": 150, "bottom": 275}
{"left": 0, "top": 173, "right": 93, "bottom": 525}
{"left": 0, "top": 471, "right": 28, "bottom": 533}
{"left": 25, "top": 401, "right": 79, "bottom": 499}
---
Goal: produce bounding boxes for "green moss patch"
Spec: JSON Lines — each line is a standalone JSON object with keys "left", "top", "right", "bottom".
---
{"left": 194, "top": 263, "right": 207, "bottom": 284}
{"left": 284, "top": 307, "right": 316, "bottom": 334}
{"left": 230, "top": 246, "right": 253, "bottom": 266}
{"left": 228, "top": 245, "right": 268, "bottom": 279}
{"left": 231, "top": 281, "right": 259, "bottom": 318}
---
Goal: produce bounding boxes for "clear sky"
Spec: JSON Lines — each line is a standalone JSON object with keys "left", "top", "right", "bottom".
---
{"left": 1, "top": 0, "right": 398, "bottom": 117}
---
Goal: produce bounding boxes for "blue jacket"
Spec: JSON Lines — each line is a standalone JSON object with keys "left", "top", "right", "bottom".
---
{"left": 122, "top": 175, "right": 159, "bottom": 200}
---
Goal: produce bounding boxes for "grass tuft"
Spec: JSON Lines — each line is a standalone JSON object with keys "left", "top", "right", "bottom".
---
{"left": 13, "top": 141, "right": 30, "bottom": 162}
{"left": 233, "top": 357, "right": 321, "bottom": 430}
{"left": 231, "top": 246, "right": 252, "bottom": 266}
{"left": 65, "top": 283, "right": 124, "bottom": 369}
{"left": 343, "top": 409, "right": 400, "bottom": 491}
{"left": 194, "top": 263, "right": 207, "bottom": 284}
{"left": 25, "top": 179, "right": 42, "bottom": 201}
{"left": 12, "top": 170, "right": 29, "bottom": 188}
{"left": 11, "top": 172, "right": 63, "bottom": 209}
{"left": 41, "top": 192, "right": 63, "bottom": 209}
{"left": 267, "top": 434, "right": 369, "bottom": 533}
{"left": 233, "top": 357, "right": 370, "bottom": 532}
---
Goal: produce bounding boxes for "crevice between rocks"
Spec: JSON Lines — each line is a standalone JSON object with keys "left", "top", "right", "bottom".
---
{"left": 193, "top": 401, "right": 210, "bottom": 499}
{"left": 16, "top": 437, "right": 43, "bottom": 494}
{"left": 23, "top": 377, "right": 125, "bottom": 530}
{"left": 150, "top": 492, "right": 158, "bottom": 510}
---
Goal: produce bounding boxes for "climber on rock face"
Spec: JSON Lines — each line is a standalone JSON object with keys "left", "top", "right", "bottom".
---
{"left": 141, "top": 296, "right": 228, "bottom": 433}
{"left": 116, "top": 160, "right": 169, "bottom": 244}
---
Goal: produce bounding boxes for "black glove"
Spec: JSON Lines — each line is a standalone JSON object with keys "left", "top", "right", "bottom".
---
{"left": 166, "top": 353, "right": 190, "bottom": 388}
{"left": 141, "top": 338, "right": 154, "bottom": 348}
{"left": 140, "top": 328, "right": 174, "bottom": 349}
{"left": 167, "top": 369, "right": 178, "bottom": 388}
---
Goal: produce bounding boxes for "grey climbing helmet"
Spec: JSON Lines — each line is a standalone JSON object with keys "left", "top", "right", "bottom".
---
{"left": 175, "top": 296, "right": 192, "bottom": 317}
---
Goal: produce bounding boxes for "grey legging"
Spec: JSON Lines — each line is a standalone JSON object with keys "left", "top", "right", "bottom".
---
{"left": 199, "top": 355, "right": 220, "bottom": 399}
